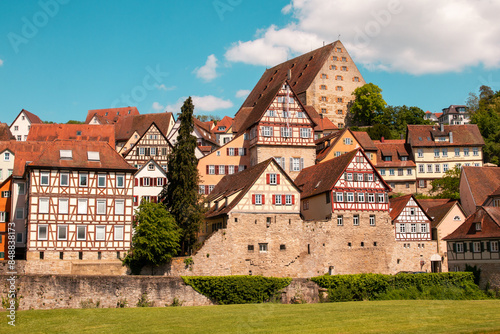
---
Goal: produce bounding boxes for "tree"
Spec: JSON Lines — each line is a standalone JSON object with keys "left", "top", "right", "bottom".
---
{"left": 373, "top": 105, "right": 430, "bottom": 139}
{"left": 123, "top": 201, "right": 180, "bottom": 275}
{"left": 430, "top": 166, "right": 461, "bottom": 199}
{"left": 66, "top": 120, "right": 84, "bottom": 124}
{"left": 350, "top": 83, "right": 387, "bottom": 126}
{"left": 367, "top": 124, "right": 392, "bottom": 140}
{"left": 163, "top": 97, "right": 204, "bottom": 254}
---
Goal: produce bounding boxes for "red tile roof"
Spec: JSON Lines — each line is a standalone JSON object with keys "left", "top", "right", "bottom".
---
{"left": 444, "top": 206, "right": 500, "bottom": 240}
{"left": 0, "top": 141, "right": 48, "bottom": 177}
{"left": 389, "top": 194, "right": 413, "bottom": 220}
{"left": 424, "top": 200, "right": 460, "bottom": 229}
{"left": 0, "top": 123, "right": 15, "bottom": 141}
{"left": 461, "top": 167, "right": 500, "bottom": 207}
{"left": 213, "top": 116, "right": 234, "bottom": 133}
{"left": 417, "top": 198, "right": 453, "bottom": 212}
{"left": 10, "top": 109, "right": 43, "bottom": 127}
{"left": 114, "top": 112, "right": 174, "bottom": 142}
{"left": 193, "top": 118, "right": 218, "bottom": 146}
{"left": 315, "top": 130, "right": 343, "bottom": 162}
{"left": 28, "top": 140, "right": 135, "bottom": 172}
{"left": 406, "top": 124, "right": 484, "bottom": 147}
{"left": 352, "top": 131, "right": 377, "bottom": 151}
{"left": 27, "top": 124, "right": 116, "bottom": 148}
{"left": 304, "top": 106, "right": 338, "bottom": 132}
{"left": 374, "top": 140, "right": 416, "bottom": 168}
{"left": 85, "top": 107, "right": 140, "bottom": 124}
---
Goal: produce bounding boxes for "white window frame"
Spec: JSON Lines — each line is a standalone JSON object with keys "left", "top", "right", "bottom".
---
{"left": 442, "top": 148, "right": 448, "bottom": 157}
{"left": 79, "top": 173, "right": 88, "bottom": 187}
{"left": 473, "top": 147, "right": 479, "bottom": 156}
{"left": 208, "top": 165, "right": 215, "bottom": 175}
{"left": 357, "top": 193, "right": 365, "bottom": 202}
{"left": 0, "top": 212, "right": 6, "bottom": 222}
{"left": 455, "top": 148, "right": 460, "bottom": 156}
{"left": 38, "top": 225, "right": 48, "bottom": 240}
{"left": 60, "top": 172, "right": 69, "bottom": 186}
{"left": 115, "top": 200, "right": 125, "bottom": 215}
{"left": 369, "top": 215, "right": 375, "bottom": 226}
{"left": 434, "top": 149, "right": 439, "bottom": 157}
{"left": 464, "top": 148, "right": 470, "bottom": 156}
{"left": 78, "top": 199, "right": 88, "bottom": 215}
{"left": 291, "top": 158, "right": 301, "bottom": 172}
{"left": 95, "top": 226, "right": 106, "bottom": 241}
{"left": 420, "top": 224, "right": 427, "bottom": 233}
{"left": 259, "top": 243, "right": 268, "bottom": 253}
{"left": 15, "top": 208, "right": 24, "bottom": 219}
{"left": 491, "top": 241, "right": 499, "bottom": 252}
{"left": 269, "top": 173, "right": 277, "bottom": 185}
{"left": 116, "top": 175, "right": 125, "bottom": 188}
{"left": 275, "top": 194, "right": 282, "bottom": 205}
{"left": 456, "top": 242, "right": 464, "bottom": 253}
{"left": 419, "top": 164, "right": 424, "bottom": 173}
{"left": 114, "top": 226, "right": 124, "bottom": 241}
{"left": 59, "top": 198, "right": 69, "bottom": 214}
{"left": 473, "top": 241, "right": 481, "bottom": 253}
{"left": 262, "top": 126, "right": 273, "bottom": 137}
{"left": 337, "top": 215, "right": 343, "bottom": 226}
{"left": 417, "top": 149, "right": 423, "bottom": 158}
{"left": 17, "top": 183, "right": 25, "bottom": 195}
{"left": 228, "top": 148, "right": 235, "bottom": 156}
{"left": 57, "top": 225, "right": 68, "bottom": 240}
{"left": 336, "top": 192, "right": 343, "bottom": 202}
{"left": 41, "top": 171, "right": 50, "bottom": 186}
{"left": 255, "top": 194, "right": 262, "bottom": 205}
{"left": 427, "top": 164, "right": 433, "bottom": 173}
{"left": 139, "top": 147, "right": 145, "bottom": 155}
{"left": 353, "top": 215, "right": 359, "bottom": 226}
{"left": 300, "top": 128, "right": 311, "bottom": 138}
{"left": 377, "top": 193, "right": 385, "bottom": 203}
{"left": 4, "top": 152, "right": 10, "bottom": 161}
{"left": 346, "top": 192, "right": 354, "bottom": 202}
{"left": 281, "top": 127, "right": 292, "bottom": 138}
{"left": 39, "top": 198, "right": 49, "bottom": 214}
{"left": 435, "top": 164, "right": 440, "bottom": 173}
{"left": 411, "top": 223, "right": 417, "bottom": 233}
{"left": 218, "top": 165, "right": 225, "bottom": 175}
{"left": 368, "top": 193, "right": 375, "bottom": 203}
{"left": 98, "top": 174, "right": 106, "bottom": 188}
{"left": 77, "top": 226, "right": 86, "bottom": 240}
{"left": 285, "top": 195, "right": 292, "bottom": 205}
{"left": 157, "top": 178, "right": 164, "bottom": 186}
{"left": 399, "top": 223, "right": 405, "bottom": 233}
{"left": 228, "top": 165, "right": 235, "bottom": 175}
{"left": 97, "top": 199, "right": 106, "bottom": 215}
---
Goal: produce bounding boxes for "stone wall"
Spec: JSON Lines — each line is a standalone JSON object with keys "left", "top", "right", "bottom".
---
{"left": 446, "top": 262, "right": 500, "bottom": 289}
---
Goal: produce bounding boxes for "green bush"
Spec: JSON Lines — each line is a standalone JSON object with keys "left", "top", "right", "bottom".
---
{"left": 182, "top": 276, "right": 292, "bottom": 305}
{"left": 312, "top": 272, "right": 486, "bottom": 302}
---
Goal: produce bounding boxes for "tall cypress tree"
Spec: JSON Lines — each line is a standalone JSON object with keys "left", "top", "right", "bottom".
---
{"left": 163, "top": 97, "right": 203, "bottom": 254}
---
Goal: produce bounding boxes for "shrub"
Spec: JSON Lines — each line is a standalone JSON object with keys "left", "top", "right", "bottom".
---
{"left": 116, "top": 298, "right": 128, "bottom": 308}
{"left": 136, "top": 293, "right": 154, "bottom": 307}
{"left": 80, "top": 299, "right": 100, "bottom": 309}
{"left": 169, "top": 297, "right": 183, "bottom": 307}
{"left": 182, "top": 275, "right": 292, "bottom": 305}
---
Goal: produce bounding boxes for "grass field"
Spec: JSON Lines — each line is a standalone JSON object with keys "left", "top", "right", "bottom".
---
{"left": 2, "top": 300, "right": 500, "bottom": 333}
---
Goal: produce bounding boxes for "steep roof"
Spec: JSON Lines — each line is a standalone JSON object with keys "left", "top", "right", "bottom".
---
{"left": 374, "top": 140, "right": 416, "bottom": 168}
{"left": 461, "top": 167, "right": 500, "bottom": 207}
{"left": 315, "top": 130, "right": 343, "bottom": 162}
{"left": 352, "top": 131, "right": 377, "bottom": 151}
{"left": 114, "top": 112, "right": 174, "bottom": 141}
{"left": 406, "top": 124, "right": 484, "bottom": 147}
{"left": 85, "top": 107, "right": 140, "bottom": 124}
{"left": 424, "top": 200, "right": 460, "bottom": 229}
{"left": 389, "top": 194, "right": 413, "bottom": 220}
{"left": 304, "top": 107, "right": 338, "bottom": 132}
{"left": 295, "top": 149, "right": 359, "bottom": 199}
{"left": 193, "top": 117, "right": 218, "bottom": 146}
{"left": 444, "top": 206, "right": 500, "bottom": 240}
{"left": 0, "top": 141, "right": 49, "bottom": 177}
{"left": 213, "top": 116, "right": 233, "bottom": 134}
{"left": 205, "top": 158, "right": 294, "bottom": 218}
{"left": 0, "top": 123, "right": 15, "bottom": 140}
{"left": 135, "top": 158, "right": 167, "bottom": 176}
{"left": 10, "top": 109, "right": 43, "bottom": 127}
{"left": 28, "top": 140, "right": 135, "bottom": 172}
{"left": 27, "top": 124, "right": 115, "bottom": 148}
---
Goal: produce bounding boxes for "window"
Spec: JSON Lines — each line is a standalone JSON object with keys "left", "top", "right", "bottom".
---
{"left": 336, "top": 86, "right": 343, "bottom": 91}
{"left": 60, "top": 172, "right": 69, "bottom": 186}
{"left": 218, "top": 165, "right": 225, "bottom": 175}
{"left": 417, "top": 149, "right": 423, "bottom": 158}
{"left": 16, "top": 232, "right": 23, "bottom": 243}
{"left": 491, "top": 241, "right": 499, "bottom": 252}
{"left": 248, "top": 245, "right": 254, "bottom": 252}
{"left": 337, "top": 109, "right": 343, "bottom": 115}
{"left": 321, "top": 96, "right": 327, "bottom": 102}
{"left": 228, "top": 165, "right": 235, "bottom": 175}
{"left": 353, "top": 77, "right": 360, "bottom": 82}
{"left": 407, "top": 169, "right": 412, "bottom": 175}
{"left": 341, "top": 66, "right": 347, "bottom": 71}
{"left": 285, "top": 195, "right": 293, "bottom": 205}
{"left": 337, "top": 215, "right": 343, "bottom": 226}
{"left": 38, "top": 225, "right": 48, "bottom": 240}
{"left": 337, "top": 97, "right": 343, "bottom": 103}
{"left": 96, "top": 226, "right": 106, "bottom": 241}
{"left": 411, "top": 223, "right": 417, "bottom": 233}
{"left": 78, "top": 199, "right": 88, "bottom": 214}
{"left": 330, "top": 65, "right": 337, "bottom": 70}
{"left": 347, "top": 193, "right": 354, "bottom": 202}
{"left": 336, "top": 192, "right": 343, "bottom": 202}
{"left": 475, "top": 222, "right": 481, "bottom": 231}
{"left": 337, "top": 47, "right": 342, "bottom": 52}
{"left": 281, "top": 127, "right": 292, "bottom": 138}
{"left": 41, "top": 171, "right": 50, "bottom": 186}
{"left": 369, "top": 215, "right": 375, "bottom": 226}
{"left": 442, "top": 148, "right": 448, "bottom": 157}
{"left": 116, "top": 175, "right": 125, "bottom": 188}
{"left": 344, "top": 138, "right": 352, "bottom": 145}
{"left": 300, "top": 128, "right": 311, "bottom": 138}
{"left": 464, "top": 148, "right": 469, "bottom": 156}
{"left": 443, "top": 164, "right": 449, "bottom": 172}
{"left": 262, "top": 126, "right": 273, "bottom": 137}
{"left": 268, "top": 173, "right": 277, "bottom": 185}
{"left": 228, "top": 148, "right": 235, "bottom": 156}
{"left": 389, "top": 169, "right": 395, "bottom": 176}
{"left": 39, "top": 198, "right": 49, "bottom": 214}
{"left": 419, "top": 180, "right": 425, "bottom": 188}
{"left": 427, "top": 164, "right": 433, "bottom": 173}
{"left": 114, "top": 226, "right": 124, "bottom": 240}
{"left": 399, "top": 223, "right": 405, "bottom": 233}
{"left": 357, "top": 193, "right": 365, "bottom": 202}
{"left": 353, "top": 215, "right": 359, "bottom": 226}
{"left": 380, "top": 169, "right": 386, "bottom": 176}
{"left": 419, "top": 164, "right": 424, "bottom": 173}
{"left": 435, "top": 164, "right": 440, "bottom": 173}
{"left": 59, "top": 199, "right": 69, "bottom": 214}
{"left": 57, "top": 225, "right": 67, "bottom": 240}
{"left": 98, "top": 174, "right": 106, "bottom": 188}
{"left": 455, "top": 148, "right": 460, "bottom": 156}
{"left": 208, "top": 165, "right": 215, "bottom": 175}
{"left": 1, "top": 191, "right": 10, "bottom": 198}
{"left": 4, "top": 152, "right": 10, "bottom": 161}
{"left": 150, "top": 147, "right": 157, "bottom": 156}
{"left": 15, "top": 208, "right": 24, "bottom": 219}
{"left": 115, "top": 200, "right": 125, "bottom": 215}
{"left": 473, "top": 241, "right": 481, "bottom": 253}
{"left": 14, "top": 125, "right": 19, "bottom": 130}
{"left": 434, "top": 149, "right": 439, "bottom": 157}
{"left": 97, "top": 200, "right": 106, "bottom": 215}
{"left": 254, "top": 194, "right": 263, "bottom": 205}
{"left": 275, "top": 194, "right": 282, "bottom": 205}
{"left": 0, "top": 212, "right": 6, "bottom": 222}
{"left": 332, "top": 56, "right": 338, "bottom": 61}
{"left": 267, "top": 109, "right": 275, "bottom": 117}
{"left": 456, "top": 242, "right": 464, "bottom": 253}
{"left": 291, "top": 158, "right": 302, "bottom": 172}
{"left": 341, "top": 57, "right": 347, "bottom": 62}
{"left": 420, "top": 224, "right": 427, "bottom": 233}
{"left": 377, "top": 193, "right": 385, "bottom": 203}
{"left": 336, "top": 75, "right": 343, "bottom": 81}
{"left": 79, "top": 173, "right": 88, "bottom": 187}
{"left": 320, "top": 84, "right": 327, "bottom": 90}
{"left": 259, "top": 243, "right": 268, "bottom": 252}
{"left": 368, "top": 193, "right": 375, "bottom": 203}
{"left": 297, "top": 111, "right": 304, "bottom": 118}
{"left": 473, "top": 147, "right": 479, "bottom": 156}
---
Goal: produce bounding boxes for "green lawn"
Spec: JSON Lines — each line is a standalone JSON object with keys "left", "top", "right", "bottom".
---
{"left": 1, "top": 300, "right": 500, "bottom": 333}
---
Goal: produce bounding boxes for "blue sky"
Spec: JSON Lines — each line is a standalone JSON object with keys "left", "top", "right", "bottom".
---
{"left": 1, "top": 0, "right": 500, "bottom": 124}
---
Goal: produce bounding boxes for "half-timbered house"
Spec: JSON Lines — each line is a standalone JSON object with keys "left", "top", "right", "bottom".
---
{"left": 27, "top": 123, "right": 116, "bottom": 148}
{"left": 123, "top": 122, "right": 173, "bottom": 170}
{"left": 295, "top": 148, "right": 391, "bottom": 222}
{"left": 133, "top": 159, "right": 168, "bottom": 210}
{"left": 167, "top": 117, "right": 219, "bottom": 155}
{"left": 233, "top": 79, "right": 317, "bottom": 179}
{"left": 0, "top": 176, "right": 12, "bottom": 260}
{"left": 389, "top": 194, "right": 432, "bottom": 242}
{"left": 10, "top": 109, "right": 43, "bottom": 141}
{"left": 25, "top": 140, "right": 136, "bottom": 262}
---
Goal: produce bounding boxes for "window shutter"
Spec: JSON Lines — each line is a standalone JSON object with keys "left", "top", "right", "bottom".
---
{"left": 225, "top": 166, "right": 229, "bottom": 174}
{"left": 364, "top": 173, "right": 368, "bottom": 182}
{"left": 146, "top": 147, "right": 150, "bottom": 156}
{"left": 252, "top": 194, "right": 256, "bottom": 204}
{"left": 332, "top": 192, "right": 336, "bottom": 202}
{"left": 464, "top": 243, "right": 468, "bottom": 252}
{"left": 272, "top": 195, "right": 276, "bottom": 204}
{"left": 153, "top": 196, "right": 157, "bottom": 203}
{"left": 215, "top": 167, "right": 219, "bottom": 175}
{"left": 469, "top": 242, "right": 473, "bottom": 252}
{"left": 164, "top": 178, "right": 167, "bottom": 185}
{"left": 227, "top": 148, "right": 230, "bottom": 155}
{"left": 292, "top": 195, "right": 295, "bottom": 204}
{"left": 153, "top": 178, "right": 157, "bottom": 187}
{"left": 206, "top": 165, "right": 209, "bottom": 174}
{"left": 262, "top": 195, "right": 265, "bottom": 204}
{"left": 277, "top": 174, "right": 280, "bottom": 184}
{"left": 235, "top": 148, "right": 239, "bottom": 156}
{"left": 135, "top": 178, "right": 138, "bottom": 186}
{"left": 344, "top": 172, "right": 347, "bottom": 180}
{"left": 282, "top": 157, "right": 286, "bottom": 170}
{"left": 453, "top": 243, "right": 457, "bottom": 252}
{"left": 205, "top": 185, "right": 209, "bottom": 194}
{"left": 289, "top": 158, "right": 293, "bottom": 171}
{"left": 481, "top": 242, "right": 485, "bottom": 252}
{"left": 300, "top": 158, "right": 304, "bottom": 170}
{"left": 266, "top": 174, "right": 270, "bottom": 184}
{"left": 140, "top": 178, "right": 143, "bottom": 186}
{"left": 136, "top": 147, "right": 139, "bottom": 155}
{"left": 282, "top": 195, "right": 286, "bottom": 204}
{"left": 156, "top": 147, "right": 160, "bottom": 155}
{"left": 134, "top": 196, "right": 138, "bottom": 205}
{"left": 487, "top": 242, "right": 491, "bottom": 252}
{"left": 424, "top": 180, "right": 427, "bottom": 187}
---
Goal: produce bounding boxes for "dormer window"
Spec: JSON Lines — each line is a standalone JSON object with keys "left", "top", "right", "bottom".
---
{"left": 60, "top": 150, "right": 72, "bottom": 159}
{"left": 401, "top": 156, "right": 408, "bottom": 161}
{"left": 87, "top": 151, "right": 100, "bottom": 161}
{"left": 105, "top": 112, "right": 108, "bottom": 116}
{"left": 383, "top": 156, "right": 392, "bottom": 162}
{"left": 76, "top": 131, "right": 82, "bottom": 136}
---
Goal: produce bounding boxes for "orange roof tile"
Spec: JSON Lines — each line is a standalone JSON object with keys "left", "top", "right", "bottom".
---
{"left": 444, "top": 206, "right": 500, "bottom": 240}
{"left": 461, "top": 166, "right": 500, "bottom": 207}
{"left": 406, "top": 124, "right": 484, "bottom": 147}
{"left": 27, "top": 124, "right": 115, "bottom": 148}
{"left": 85, "top": 107, "right": 140, "bottom": 124}
{"left": 114, "top": 112, "right": 174, "bottom": 141}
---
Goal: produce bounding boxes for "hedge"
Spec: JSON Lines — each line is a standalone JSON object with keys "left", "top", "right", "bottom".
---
{"left": 311, "top": 272, "right": 484, "bottom": 302}
{"left": 182, "top": 275, "right": 292, "bottom": 305}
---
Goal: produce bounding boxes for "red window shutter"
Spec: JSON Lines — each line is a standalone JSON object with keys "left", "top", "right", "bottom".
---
{"left": 277, "top": 174, "right": 280, "bottom": 184}
{"left": 252, "top": 194, "right": 256, "bottom": 204}
{"left": 226, "top": 148, "right": 230, "bottom": 155}
{"left": 164, "top": 178, "right": 167, "bottom": 185}
{"left": 135, "top": 178, "right": 138, "bottom": 186}
{"left": 272, "top": 195, "right": 276, "bottom": 204}
{"left": 243, "top": 148, "right": 247, "bottom": 155}
{"left": 262, "top": 195, "right": 265, "bottom": 204}
{"left": 266, "top": 174, "right": 270, "bottom": 184}
{"left": 134, "top": 196, "right": 138, "bottom": 205}
{"left": 206, "top": 165, "right": 209, "bottom": 174}
{"left": 225, "top": 166, "right": 229, "bottom": 174}
{"left": 140, "top": 178, "right": 143, "bottom": 186}
{"left": 205, "top": 185, "right": 208, "bottom": 194}
{"left": 292, "top": 195, "right": 295, "bottom": 204}
{"left": 282, "top": 195, "right": 286, "bottom": 204}
{"left": 152, "top": 178, "right": 157, "bottom": 186}
{"left": 153, "top": 196, "right": 157, "bottom": 203}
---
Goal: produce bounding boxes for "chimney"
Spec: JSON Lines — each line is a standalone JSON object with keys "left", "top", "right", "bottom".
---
{"left": 287, "top": 69, "right": 292, "bottom": 81}
{"left": 449, "top": 132, "right": 453, "bottom": 143}
{"left": 440, "top": 123, "right": 444, "bottom": 132}
{"left": 381, "top": 136, "right": 385, "bottom": 142}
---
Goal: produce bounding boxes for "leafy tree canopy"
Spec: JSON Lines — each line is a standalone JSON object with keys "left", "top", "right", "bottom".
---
{"left": 123, "top": 201, "right": 181, "bottom": 275}
{"left": 351, "top": 83, "right": 387, "bottom": 126}
{"left": 430, "top": 166, "right": 461, "bottom": 200}
{"left": 66, "top": 120, "right": 84, "bottom": 124}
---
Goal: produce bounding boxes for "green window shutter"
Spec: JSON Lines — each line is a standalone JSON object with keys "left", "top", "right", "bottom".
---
{"left": 464, "top": 242, "right": 468, "bottom": 252}
{"left": 487, "top": 241, "right": 491, "bottom": 252}
{"left": 481, "top": 242, "right": 485, "bottom": 252}
{"left": 453, "top": 243, "right": 457, "bottom": 252}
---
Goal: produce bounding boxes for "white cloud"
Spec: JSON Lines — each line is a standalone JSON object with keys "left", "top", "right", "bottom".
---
{"left": 235, "top": 89, "right": 250, "bottom": 98}
{"left": 281, "top": 3, "right": 293, "bottom": 14}
{"left": 166, "top": 95, "right": 233, "bottom": 113}
{"left": 194, "top": 54, "right": 219, "bottom": 82}
{"left": 156, "top": 84, "right": 175, "bottom": 91}
{"left": 225, "top": 0, "right": 500, "bottom": 75}
{"left": 152, "top": 102, "right": 165, "bottom": 112}
{"left": 0, "top": 59, "right": 3, "bottom": 66}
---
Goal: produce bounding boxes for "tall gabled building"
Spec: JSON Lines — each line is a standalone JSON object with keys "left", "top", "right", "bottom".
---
{"left": 238, "top": 40, "right": 365, "bottom": 128}
{"left": 10, "top": 109, "right": 43, "bottom": 141}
